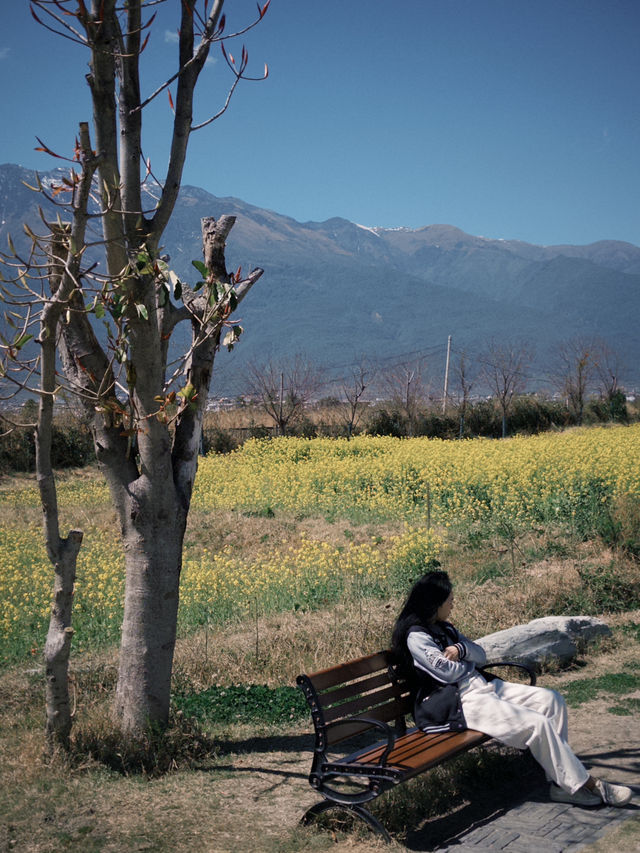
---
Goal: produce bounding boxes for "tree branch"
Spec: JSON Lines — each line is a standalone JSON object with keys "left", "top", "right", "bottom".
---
{"left": 83, "top": 0, "right": 128, "bottom": 277}
{"left": 171, "top": 214, "right": 262, "bottom": 508}
{"left": 118, "top": 0, "right": 143, "bottom": 240}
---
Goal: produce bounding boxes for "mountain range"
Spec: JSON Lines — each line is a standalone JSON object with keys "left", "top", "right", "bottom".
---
{"left": 1, "top": 162, "right": 639, "bottom": 396}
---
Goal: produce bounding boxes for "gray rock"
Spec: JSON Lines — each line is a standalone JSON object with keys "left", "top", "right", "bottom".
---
{"left": 477, "top": 616, "right": 611, "bottom": 668}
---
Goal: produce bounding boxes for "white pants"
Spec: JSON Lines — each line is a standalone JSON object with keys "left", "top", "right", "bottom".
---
{"left": 459, "top": 672, "right": 589, "bottom": 794}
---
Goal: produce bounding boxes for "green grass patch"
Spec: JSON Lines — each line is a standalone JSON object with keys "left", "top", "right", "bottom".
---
{"left": 608, "top": 697, "right": 640, "bottom": 716}
{"left": 173, "top": 684, "right": 308, "bottom": 726}
{"left": 473, "top": 561, "right": 512, "bottom": 585}
{"left": 561, "top": 666, "right": 640, "bottom": 708}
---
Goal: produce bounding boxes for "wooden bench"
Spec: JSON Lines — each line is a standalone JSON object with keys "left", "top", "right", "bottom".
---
{"left": 297, "top": 649, "right": 536, "bottom": 842}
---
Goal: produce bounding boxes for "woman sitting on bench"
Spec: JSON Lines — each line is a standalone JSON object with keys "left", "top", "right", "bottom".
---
{"left": 391, "top": 570, "right": 632, "bottom": 808}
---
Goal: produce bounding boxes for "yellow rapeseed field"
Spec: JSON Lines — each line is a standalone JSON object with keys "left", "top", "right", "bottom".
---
{"left": 194, "top": 424, "right": 640, "bottom": 523}
{"left": 1, "top": 424, "right": 638, "bottom": 661}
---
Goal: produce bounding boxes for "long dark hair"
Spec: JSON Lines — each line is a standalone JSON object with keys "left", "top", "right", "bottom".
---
{"left": 390, "top": 570, "right": 453, "bottom": 680}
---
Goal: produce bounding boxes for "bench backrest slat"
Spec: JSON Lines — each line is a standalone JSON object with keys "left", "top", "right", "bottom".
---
{"left": 322, "top": 682, "right": 408, "bottom": 724}
{"left": 315, "top": 670, "right": 393, "bottom": 706}
{"left": 300, "top": 650, "right": 414, "bottom": 747}
{"left": 308, "top": 652, "right": 391, "bottom": 691}
{"left": 325, "top": 697, "right": 410, "bottom": 746}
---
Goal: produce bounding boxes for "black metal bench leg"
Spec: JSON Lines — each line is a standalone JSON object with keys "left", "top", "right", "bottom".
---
{"left": 301, "top": 800, "right": 392, "bottom": 844}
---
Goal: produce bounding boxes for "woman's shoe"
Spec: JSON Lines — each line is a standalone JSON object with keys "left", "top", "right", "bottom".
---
{"left": 549, "top": 783, "right": 600, "bottom": 807}
{"left": 594, "top": 779, "right": 633, "bottom": 806}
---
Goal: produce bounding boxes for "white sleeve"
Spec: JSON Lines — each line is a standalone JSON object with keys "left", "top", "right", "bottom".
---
{"left": 407, "top": 630, "right": 475, "bottom": 684}
{"left": 455, "top": 632, "right": 487, "bottom": 666}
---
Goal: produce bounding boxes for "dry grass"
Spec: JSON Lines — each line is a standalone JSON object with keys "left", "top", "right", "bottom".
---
{"left": 184, "top": 507, "right": 404, "bottom": 564}
{"left": 173, "top": 599, "right": 396, "bottom": 692}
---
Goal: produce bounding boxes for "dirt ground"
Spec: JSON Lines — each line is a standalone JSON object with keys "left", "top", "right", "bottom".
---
{"left": 204, "top": 643, "right": 640, "bottom": 853}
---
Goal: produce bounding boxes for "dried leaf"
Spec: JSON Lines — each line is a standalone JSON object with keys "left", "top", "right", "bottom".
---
{"left": 34, "top": 136, "right": 66, "bottom": 160}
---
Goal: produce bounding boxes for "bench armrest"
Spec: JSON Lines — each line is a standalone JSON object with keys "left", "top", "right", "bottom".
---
{"left": 479, "top": 661, "right": 537, "bottom": 686}
{"left": 326, "top": 716, "right": 396, "bottom": 766}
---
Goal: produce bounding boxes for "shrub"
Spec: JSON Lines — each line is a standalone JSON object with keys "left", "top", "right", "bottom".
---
{"left": 51, "top": 422, "right": 95, "bottom": 468}
{"left": 464, "top": 399, "right": 501, "bottom": 438}
{"left": 585, "top": 391, "right": 629, "bottom": 425}
{"left": 248, "top": 423, "right": 271, "bottom": 439}
{"left": 414, "top": 410, "right": 459, "bottom": 439}
{"left": 203, "top": 427, "right": 238, "bottom": 455}
{"left": 366, "top": 407, "right": 408, "bottom": 437}
{"left": 0, "top": 417, "right": 94, "bottom": 473}
{"left": 608, "top": 390, "right": 630, "bottom": 423}
{"left": 0, "top": 426, "right": 34, "bottom": 473}
{"left": 509, "top": 396, "right": 568, "bottom": 434}
{"left": 292, "top": 416, "right": 317, "bottom": 438}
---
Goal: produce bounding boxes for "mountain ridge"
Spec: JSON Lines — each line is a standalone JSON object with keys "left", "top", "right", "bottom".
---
{"left": 1, "top": 163, "right": 639, "bottom": 394}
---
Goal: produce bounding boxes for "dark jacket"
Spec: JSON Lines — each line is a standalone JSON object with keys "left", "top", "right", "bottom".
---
{"left": 407, "top": 621, "right": 487, "bottom": 734}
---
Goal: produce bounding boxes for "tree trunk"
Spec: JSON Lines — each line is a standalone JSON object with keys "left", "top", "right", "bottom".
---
{"left": 108, "top": 214, "right": 262, "bottom": 736}
{"left": 41, "top": 223, "right": 86, "bottom": 750}
{"left": 114, "top": 488, "right": 187, "bottom": 733}
{"left": 43, "top": 530, "right": 83, "bottom": 749}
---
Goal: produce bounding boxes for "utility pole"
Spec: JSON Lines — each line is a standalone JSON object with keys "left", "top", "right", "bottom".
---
{"left": 442, "top": 335, "right": 452, "bottom": 414}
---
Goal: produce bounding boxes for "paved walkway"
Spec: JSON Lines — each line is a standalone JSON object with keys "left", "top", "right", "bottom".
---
{"left": 436, "top": 783, "right": 638, "bottom": 851}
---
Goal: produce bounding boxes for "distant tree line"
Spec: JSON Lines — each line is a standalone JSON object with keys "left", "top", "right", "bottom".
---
{"left": 0, "top": 337, "right": 635, "bottom": 471}
{"left": 201, "top": 388, "right": 632, "bottom": 455}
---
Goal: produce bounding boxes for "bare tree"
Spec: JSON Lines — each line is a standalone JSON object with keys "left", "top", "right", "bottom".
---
{"left": 0, "top": 0, "right": 269, "bottom": 740}
{"left": 246, "top": 356, "right": 323, "bottom": 436}
{"left": 593, "top": 340, "right": 628, "bottom": 420}
{"left": 340, "top": 357, "right": 374, "bottom": 439}
{"left": 452, "top": 350, "right": 475, "bottom": 439}
{"left": 592, "top": 339, "right": 624, "bottom": 402}
{"left": 481, "top": 341, "right": 532, "bottom": 438}
{"left": 381, "top": 358, "right": 429, "bottom": 437}
{"left": 553, "top": 338, "right": 596, "bottom": 426}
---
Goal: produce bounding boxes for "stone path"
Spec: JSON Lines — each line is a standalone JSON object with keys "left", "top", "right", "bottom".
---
{"left": 435, "top": 784, "right": 638, "bottom": 852}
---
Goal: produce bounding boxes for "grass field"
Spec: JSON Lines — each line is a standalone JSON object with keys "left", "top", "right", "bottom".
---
{"left": 2, "top": 423, "right": 639, "bottom": 664}
{"left": 1, "top": 423, "right": 639, "bottom": 850}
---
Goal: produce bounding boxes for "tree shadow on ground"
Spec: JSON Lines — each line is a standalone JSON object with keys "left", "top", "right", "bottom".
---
{"left": 214, "top": 731, "right": 313, "bottom": 756}
{"left": 200, "top": 762, "right": 309, "bottom": 782}
{"left": 578, "top": 745, "right": 640, "bottom": 777}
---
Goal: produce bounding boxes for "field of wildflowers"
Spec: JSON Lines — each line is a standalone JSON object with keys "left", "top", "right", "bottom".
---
{"left": 1, "top": 423, "right": 638, "bottom": 663}
{"left": 193, "top": 425, "right": 640, "bottom": 525}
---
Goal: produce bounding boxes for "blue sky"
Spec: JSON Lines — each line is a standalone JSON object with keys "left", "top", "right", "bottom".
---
{"left": 1, "top": 0, "right": 638, "bottom": 247}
